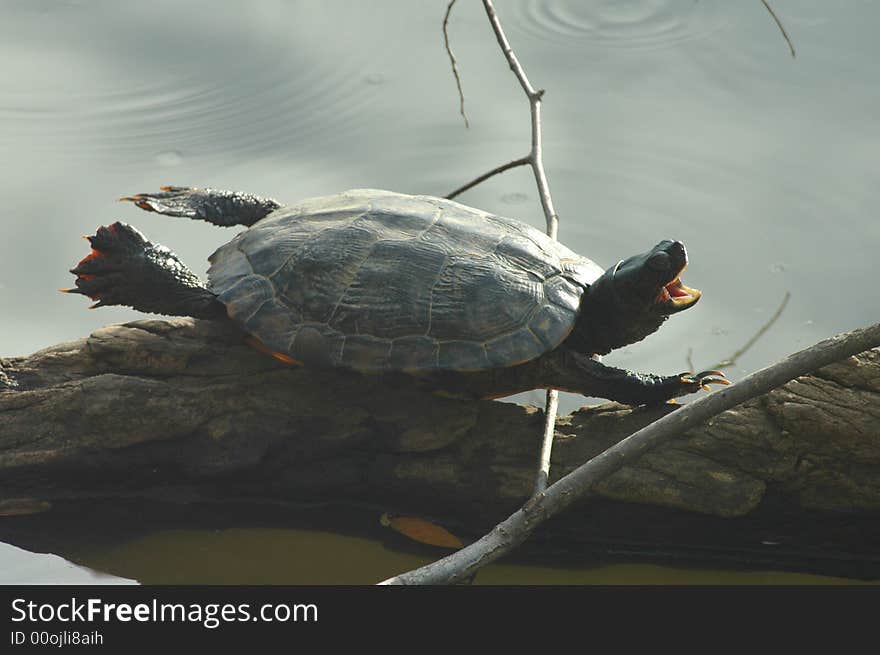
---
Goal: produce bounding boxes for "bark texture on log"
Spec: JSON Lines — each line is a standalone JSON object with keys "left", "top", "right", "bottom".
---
{"left": 1, "top": 319, "right": 878, "bottom": 525}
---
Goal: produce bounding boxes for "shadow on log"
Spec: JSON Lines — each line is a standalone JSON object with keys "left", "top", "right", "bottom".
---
{"left": 1, "top": 319, "right": 879, "bottom": 574}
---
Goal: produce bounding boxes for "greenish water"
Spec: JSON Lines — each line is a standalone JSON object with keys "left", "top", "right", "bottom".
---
{"left": 1, "top": 500, "right": 876, "bottom": 585}
{"left": 3, "top": 523, "right": 872, "bottom": 586}
{"left": 72, "top": 527, "right": 872, "bottom": 585}
{"left": 1, "top": 0, "right": 878, "bottom": 584}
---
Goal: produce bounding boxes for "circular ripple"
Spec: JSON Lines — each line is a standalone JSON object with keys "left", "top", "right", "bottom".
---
{"left": 509, "top": 0, "right": 730, "bottom": 51}
{"left": 79, "top": 49, "right": 379, "bottom": 161}
{"left": 5, "top": 6, "right": 387, "bottom": 164}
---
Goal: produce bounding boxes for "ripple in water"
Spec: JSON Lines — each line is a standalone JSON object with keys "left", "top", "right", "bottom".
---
{"left": 2, "top": 4, "right": 389, "bottom": 164}
{"left": 510, "top": 0, "right": 730, "bottom": 50}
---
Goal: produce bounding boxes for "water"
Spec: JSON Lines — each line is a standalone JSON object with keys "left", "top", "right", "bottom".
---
{"left": 1, "top": 0, "right": 877, "bottom": 583}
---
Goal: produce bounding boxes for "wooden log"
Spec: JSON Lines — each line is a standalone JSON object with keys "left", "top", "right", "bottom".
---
{"left": 1, "top": 319, "right": 878, "bottom": 564}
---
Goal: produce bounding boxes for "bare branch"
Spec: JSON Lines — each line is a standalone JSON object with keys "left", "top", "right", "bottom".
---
{"left": 389, "top": 0, "right": 805, "bottom": 586}
{"left": 445, "top": 156, "right": 530, "bottom": 199}
{"left": 761, "top": 0, "right": 796, "bottom": 58}
{"left": 477, "top": 0, "right": 562, "bottom": 502}
{"left": 481, "top": 0, "right": 558, "bottom": 237}
{"left": 442, "top": 0, "right": 563, "bottom": 506}
{"left": 380, "top": 322, "right": 880, "bottom": 584}
{"left": 533, "top": 388, "right": 558, "bottom": 495}
{"left": 442, "top": 0, "right": 469, "bottom": 128}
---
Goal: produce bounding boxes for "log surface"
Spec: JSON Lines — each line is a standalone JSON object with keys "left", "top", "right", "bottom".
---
{"left": 2, "top": 319, "right": 878, "bottom": 525}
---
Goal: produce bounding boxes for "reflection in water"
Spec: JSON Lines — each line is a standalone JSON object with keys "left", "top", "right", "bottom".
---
{"left": 71, "top": 528, "right": 869, "bottom": 586}
{"left": 2, "top": 501, "right": 876, "bottom": 585}
{"left": 687, "top": 290, "right": 790, "bottom": 373}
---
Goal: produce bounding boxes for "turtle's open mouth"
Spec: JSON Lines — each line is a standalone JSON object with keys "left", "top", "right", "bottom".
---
{"left": 655, "top": 264, "right": 701, "bottom": 312}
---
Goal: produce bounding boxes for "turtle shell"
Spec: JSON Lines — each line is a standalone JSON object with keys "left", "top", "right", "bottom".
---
{"left": 207, "top": 189, "right": 604, "bottom": 372}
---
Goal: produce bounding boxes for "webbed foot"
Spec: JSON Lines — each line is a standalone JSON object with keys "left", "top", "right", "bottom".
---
{"left": 62, "top": 222, "right": 224, "bottom": 319}
{"left": 120, "top": 186, "right": 280, "bottom": 227}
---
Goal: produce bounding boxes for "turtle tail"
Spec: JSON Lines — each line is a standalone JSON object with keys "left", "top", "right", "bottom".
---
{"left": 62, "top": 222, "right": 225, "bottom": 319}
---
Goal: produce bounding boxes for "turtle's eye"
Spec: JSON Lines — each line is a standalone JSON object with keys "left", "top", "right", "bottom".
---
{"left": 647, "top": 251, "right": 671, "bottom": 272}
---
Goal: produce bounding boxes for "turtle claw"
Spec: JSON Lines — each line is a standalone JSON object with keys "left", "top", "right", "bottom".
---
{"left": 695, "top": 370, "right": 726, "bottom": 379}
{"left": 679, "top": 369, "right": 730, "bottom": 394}
{"left": 119, "top": 187, "right": 195, "bottom": 215}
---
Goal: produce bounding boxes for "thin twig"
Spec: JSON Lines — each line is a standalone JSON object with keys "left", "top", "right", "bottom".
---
{"left": 380, "top": 322, "right": 880, "bottom": 584}
{"left": 478, "top": 0, "right": 561, "bottom": 496}
{"left": 533, "top": 388, "right": 558, "bottom": 495}
{"left": 442, "top": 0, "right": 469, "bottom": 128}
{"left": 446, "top": 156, "right": 530, "bottom": 200}
{"left": 394, "top": 0, "right": 804, "bottom": 585}
{"left": 535, "top": 395, "right": 559, "bottom": 494}
{"left": 481, "top": 0, "right": 557, "bottom": 237}
{"left": 711, "top": 290, "right": 791, "bottom": 370}
{"left": 686, "top": 290, "right": 790, "bottom": 373}
{"left": 760, "top": 0, "right": 796, "bottom": 58}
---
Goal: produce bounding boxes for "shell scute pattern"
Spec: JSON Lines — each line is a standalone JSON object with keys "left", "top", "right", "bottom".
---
{"left": 215, "top": 274, "right": 275, "bottom": 324}
{"left": 544, "top": 276, "right": 583, "bottom": 313}
{"left": 527, "top": 304, "right": 573, "bottom": 349}
{"left": 485, "top": 328, "right": 547, "bottom": 367}
{"left": 339, "top": 335, "right": 393, "bottom": 370}
{"left": 428, "top": 256, "right": 539, "bottom": 342}
{"left": 493, "top": 234, "right": 562, "bottom": 281}
{"left": 329, "top": 239, "right": 447, "bottom": 339}
{"left": 438, "top": 340, "right": 490, "bottom": 370}
{"left": 388, "top": 336, "right": 439, "bottom": 370}
{"left": 273, "top": 224, "right": 378, "bottom": 324}
{"left": 208, "top": 190, "right": 604, "bottom": 372}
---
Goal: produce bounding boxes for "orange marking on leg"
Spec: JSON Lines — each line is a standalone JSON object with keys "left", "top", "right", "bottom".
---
{"left": 77, "top": 248, "right": 104, "bottom": 266}
{"left": 244, "top": 335, "right": 301, "bottom": 366}
{"left": 270, "top": 351, "right": 300, "bottom": 365}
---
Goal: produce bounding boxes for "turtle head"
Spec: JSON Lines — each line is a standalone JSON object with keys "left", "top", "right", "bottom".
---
{"left": 573, "top": 240, "right": 701, "bottom": 355}
{"left": 603, "top": 239, "right": 701, "bottom": 316}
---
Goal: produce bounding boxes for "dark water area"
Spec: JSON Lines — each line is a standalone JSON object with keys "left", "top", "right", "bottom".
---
{"left": 2, "top": 499, "right": 875, "bottom": 585}
{"left": 1, "top": 1, "right": 878, "bottom": 583}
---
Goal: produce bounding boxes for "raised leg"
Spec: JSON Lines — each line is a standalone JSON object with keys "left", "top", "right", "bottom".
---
{"left": 120, "top": 186, "right": 281, "bottom": 227}
{"left": 62, "top": 222, "right": 226, "bottom": 319}
{"left": 542, "top": 350, "right": 729, "bottom": 405}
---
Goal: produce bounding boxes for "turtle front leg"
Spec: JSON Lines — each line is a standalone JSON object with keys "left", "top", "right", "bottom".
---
{"left": 62, "top": 222, "right": 226, "bottom": 319}
{"left": 545, "top": 350, "right": 729, "bottom": 406}
{"left": 120, "top": 186, "right": 280, "bottom": 227}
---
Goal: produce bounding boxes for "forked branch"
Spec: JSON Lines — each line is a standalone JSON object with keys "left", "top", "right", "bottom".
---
{"left": 380, "top": 322, "right": 880, "bottom": 584}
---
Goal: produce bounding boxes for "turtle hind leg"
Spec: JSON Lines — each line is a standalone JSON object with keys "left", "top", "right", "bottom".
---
{"left": 120, "top": 186, "right": 281, "bottom": 227}
{"left": 62, "top": 221, "right": 226, "bottom": 319}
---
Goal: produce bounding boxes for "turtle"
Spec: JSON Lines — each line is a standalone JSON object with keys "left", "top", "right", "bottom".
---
{"left": 64, "top": 186, "right": 728, "bottom": 404}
